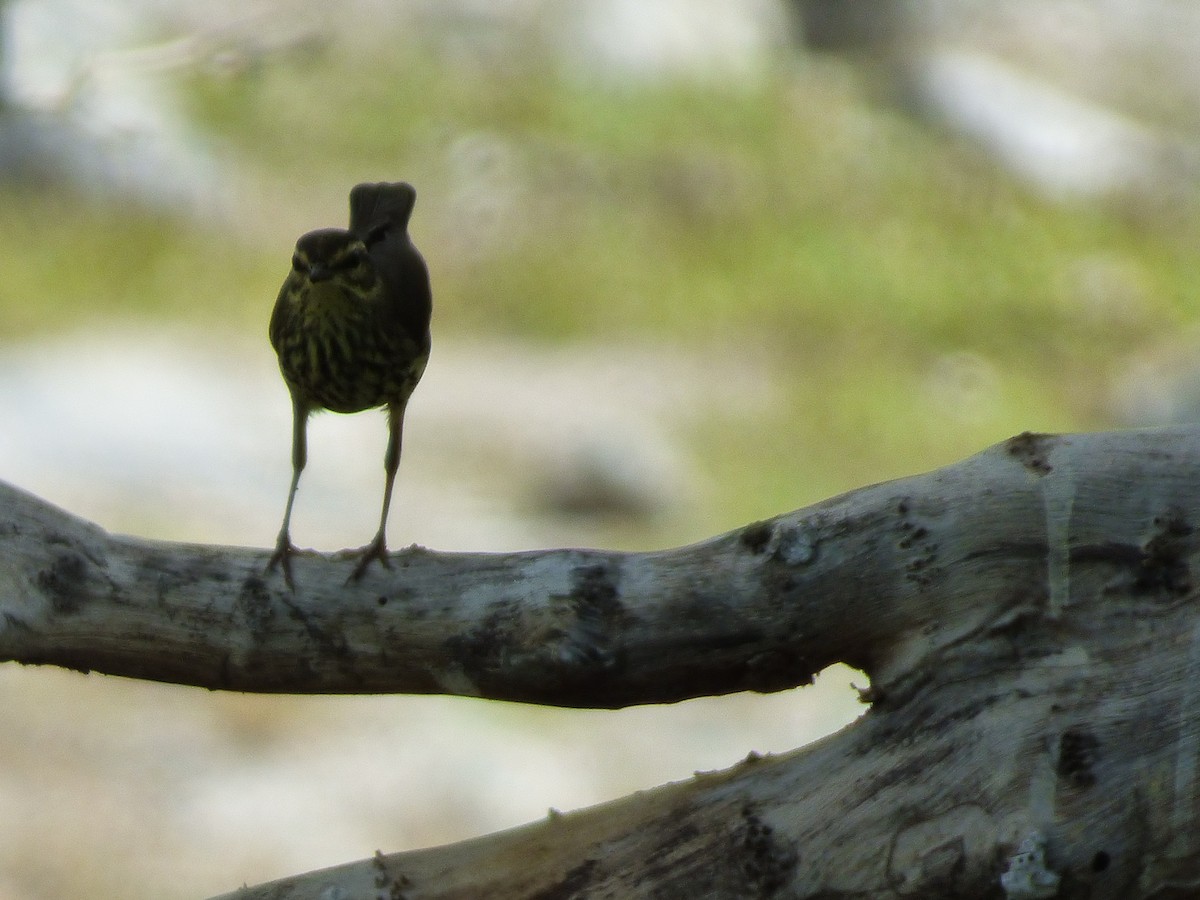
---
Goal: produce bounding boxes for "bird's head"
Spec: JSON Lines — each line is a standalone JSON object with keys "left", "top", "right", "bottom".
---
{"left": 291, "top": 229, "right": 372, "bottom": 285}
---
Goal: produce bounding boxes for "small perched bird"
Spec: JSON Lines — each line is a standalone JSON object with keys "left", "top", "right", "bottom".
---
{"left": 267, "top": 181, "right": 432, "bottom": 586}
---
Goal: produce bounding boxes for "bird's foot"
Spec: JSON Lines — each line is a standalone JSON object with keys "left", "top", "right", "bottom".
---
{"left": 266, "top": 537, "right": 301, "bottom": 590}
{"left": 343, "top": 534, "right": 392, "bottom": 584}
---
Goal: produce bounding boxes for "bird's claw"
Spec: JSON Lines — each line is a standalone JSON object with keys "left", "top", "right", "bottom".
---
{"left": 266, "top": 539, "right": 300, "bottom": 590}
{"left": 345, "top": 535, "right": 392, "bottom": 584}
{"left": 266, "top": 536, "right": 390, "bottom": 588}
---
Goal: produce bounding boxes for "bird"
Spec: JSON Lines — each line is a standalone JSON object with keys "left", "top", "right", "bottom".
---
{"left": 266, "top": 181, "right": 432, "bottom": 587}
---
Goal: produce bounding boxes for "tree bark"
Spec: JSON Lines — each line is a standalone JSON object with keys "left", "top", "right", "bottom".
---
{"left": 3, "top": 427, "right": 1200, "bottom": 896}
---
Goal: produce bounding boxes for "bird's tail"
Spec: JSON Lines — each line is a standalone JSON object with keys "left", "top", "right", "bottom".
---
{"left": 349, "top": 182, "right": 417, "bottom": 243}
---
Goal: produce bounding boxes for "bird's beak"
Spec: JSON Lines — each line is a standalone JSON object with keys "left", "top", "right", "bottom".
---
{"left": 308, "top": 263, "right": 332, "bottom": 282}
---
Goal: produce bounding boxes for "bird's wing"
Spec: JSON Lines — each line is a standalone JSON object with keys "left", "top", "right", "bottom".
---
{"left": 268, "top": 275, "right": 299, "bottom": 353}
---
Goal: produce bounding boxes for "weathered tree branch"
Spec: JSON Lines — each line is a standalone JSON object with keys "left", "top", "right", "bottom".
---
{"left": 0, "top": 427, "right": 1082, "bottom": 705}
{"left": 5, "top": 427, "right": 1200, "bottom": 896}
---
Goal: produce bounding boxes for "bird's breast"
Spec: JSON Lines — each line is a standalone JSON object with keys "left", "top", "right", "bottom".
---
{"left": 274, "top": 284, "right": 427, "bottom": 414}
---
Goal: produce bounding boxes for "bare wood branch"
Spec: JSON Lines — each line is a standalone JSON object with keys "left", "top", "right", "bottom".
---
{"left": 0, "top": 447, "right": 911, "bottom": 705}
{"left": 6, "top": 426, "right": 1200, "bottom": 896}
{"left": 0, "top": 425, "right": 1069, "bottom": 704}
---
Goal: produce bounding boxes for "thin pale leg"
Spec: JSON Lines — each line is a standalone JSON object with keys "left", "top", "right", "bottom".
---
{"left": 349, "top": 399, "right": 406, "bottom": 582}
{"left": 267, "top": 394, "right": 309, "bottom": 588}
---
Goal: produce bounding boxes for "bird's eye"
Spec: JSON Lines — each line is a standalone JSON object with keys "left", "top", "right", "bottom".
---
{"left": 291, "top": 253, "right": 308, "bottom": 273}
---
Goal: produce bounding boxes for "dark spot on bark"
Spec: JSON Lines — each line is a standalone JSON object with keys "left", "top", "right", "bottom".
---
{"left": 377, "top": 595, "right": 388, "bottom": 606}
{"left": 371, "top": 849, "right": 411, "bottom": 899}
{"left": 232, "top": 576, "right": 279, "bottom": 670}
{"left": 271, "top": 593, "right": 361, "bottom": 687}
{"left": 570, "top": 563, "right": 622, "bottom": 618}
{"left": 895, "top": 501, "right": 937, "bottom": 583}
{"left": 1134, "top": 507, "right": 1192, "bottom": 596}
{"left": 239, "top": 573, "right": 269, "bottom": 598}
{"left": 530, "top": 859, "right": 598, "bottom": 900}
{"left": 741, "top": 520, "right": 774, "bottom": 554}
{"left": 446, "top": 564, "right": 632, "bottom": 702}
{"left": 1092, "top": 850, "right": 1110, "bottom": 872}
{"left": 1057, "top": 727, "right": 1100, "bottom": 788}
{"left": 565, "top": 564, "right": 625, "bottom": 647}
{"left": 1071, "top": 542, "right": 1144, "bottom": 567}
{"left": 559, "top": 563, "right": 627, "bottom": 673}
{"left": 1006, "top": 431, "right": 1054, "bottom": 476}
{"left": 735, "top": 806, "right": 797, "bottom": 894}
{"left": 901, "top": 532, "right": 939, "bottom": 588}
{"left": 37, "top": 551, "right": 89, "bottom": 614}
{"left": 898, "top": 525, "right": 930, "bottom": 550}
{"left": 446, "top": 601, "right": 522, "bottom": 679}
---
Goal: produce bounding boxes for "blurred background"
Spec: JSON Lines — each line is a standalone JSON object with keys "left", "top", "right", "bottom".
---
{"left": 1, "top": 0, "right": 1198, "bottom": 895}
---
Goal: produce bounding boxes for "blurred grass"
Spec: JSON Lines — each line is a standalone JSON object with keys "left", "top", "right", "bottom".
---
{"left": 0, "top": 184, "right": 276, "bottom": 335}
{"left": 3, "top": 34, "right": 1197, "bottom": 529}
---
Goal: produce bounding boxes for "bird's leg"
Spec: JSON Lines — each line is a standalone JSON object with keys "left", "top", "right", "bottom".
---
{"left": 348, "top": 399, "right": 406, "bottom": 582}
{"left": 267, "top": 395, "right": 309, "bottom": 589}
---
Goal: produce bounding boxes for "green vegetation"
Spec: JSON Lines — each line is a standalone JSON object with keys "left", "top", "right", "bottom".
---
{"left": 4, "top": 37, "right": 1196, "bottom": 533}
{"left": 0, "top": 185, "right": 275, "bottom": 333}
